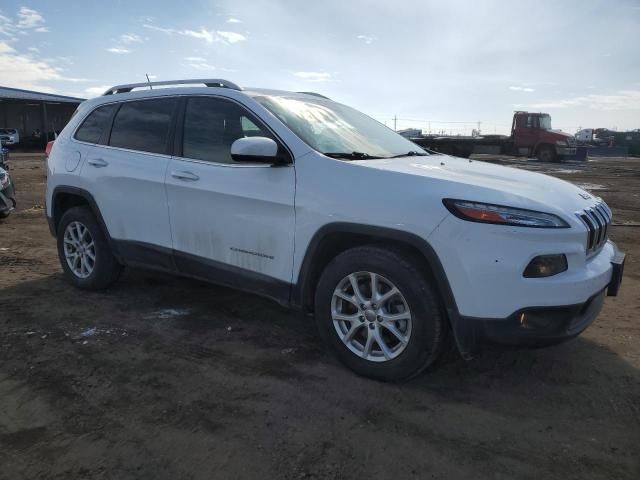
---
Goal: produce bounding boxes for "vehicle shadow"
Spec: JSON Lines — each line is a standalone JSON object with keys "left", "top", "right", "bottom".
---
{"left": 1, "top": 270, "right": 639, "bottom": 479}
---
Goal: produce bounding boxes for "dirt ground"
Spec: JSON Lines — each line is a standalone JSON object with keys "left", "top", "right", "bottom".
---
{"left": 1, "top": 154, "right": 638, "bottom": 480}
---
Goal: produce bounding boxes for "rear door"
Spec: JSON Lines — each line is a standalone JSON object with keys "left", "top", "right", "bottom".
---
{"left": 80, "top": 97, "right": 178, "bottom": 266}
{"left": 165, "top": 95, "right": 296, "bottom": 298}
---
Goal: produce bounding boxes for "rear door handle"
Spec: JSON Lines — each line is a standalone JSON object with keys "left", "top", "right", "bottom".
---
{"left": 171, "top": 170, "right": 200, "bottom": 181}
{"left": 87, "top": 158, "right": 108, "bottom": 168}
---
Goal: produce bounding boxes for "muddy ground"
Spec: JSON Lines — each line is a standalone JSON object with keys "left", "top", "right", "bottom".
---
{"left": 1, "top": 154, "right": 638, "bottom": 480}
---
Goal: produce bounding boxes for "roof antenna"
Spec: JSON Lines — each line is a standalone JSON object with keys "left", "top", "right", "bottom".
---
{"left": 145, "top": 74, "right": 153, "bottom": 90}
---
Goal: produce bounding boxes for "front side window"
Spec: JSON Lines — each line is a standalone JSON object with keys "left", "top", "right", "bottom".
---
{"left": 539, "top": 115, "right": 552, "bottom": 130}
{"left": 109, "top": 98, "right": 177, "bottom": 154}
{"left": 74, "top": 104, "right": 118, "bottom": 144}
{"left": 252, "top": 95, "right": 428, "bottom": 159}
{"left": 182, "top": 97, "right": 271, "bottom": 163}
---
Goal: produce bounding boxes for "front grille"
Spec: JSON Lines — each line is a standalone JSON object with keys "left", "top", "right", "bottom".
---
{"left": 577, "top": 201, "right": 612, "bottom": 254}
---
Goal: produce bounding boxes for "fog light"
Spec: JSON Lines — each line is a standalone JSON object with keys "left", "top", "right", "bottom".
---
{"left": 523, "top": 254, "right": 567, "bottom": 278}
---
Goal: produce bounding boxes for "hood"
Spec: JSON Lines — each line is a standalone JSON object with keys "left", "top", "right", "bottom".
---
{"left": 353, "top": 155, "right": 598, "bottom": 215}
{"left": 550, "top": 130, "right": 574, "bottom": 140}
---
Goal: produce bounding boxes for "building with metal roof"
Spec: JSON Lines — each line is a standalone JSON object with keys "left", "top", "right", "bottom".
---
{"left": 0, "top": 86, "right": 85, "bottom": 150}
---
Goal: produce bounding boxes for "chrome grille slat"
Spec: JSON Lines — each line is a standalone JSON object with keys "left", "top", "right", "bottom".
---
{"left": 590, "top": 210, "right": 604, "bottom": 245}
{"left": 577, "top": 200, "right": 612, "bottom": 254}
{"left": 593, "top": 207, "right": 608, "bottom": 243}
{"left": 596, "top": 204, "right": 610, "bottom": 240}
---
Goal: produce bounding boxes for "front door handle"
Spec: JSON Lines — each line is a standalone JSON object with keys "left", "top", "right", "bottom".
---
{"left": 171, "top": 170, "right": 200, "bottom": 181}
{"left": 87, "top": 158, "right": 108, "bottom": 168}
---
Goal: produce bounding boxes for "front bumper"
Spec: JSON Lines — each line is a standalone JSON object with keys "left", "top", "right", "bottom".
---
{"left": 452, "top": 246, "right": 625, "bottom": 350}
{"left": 557, "top": 146, "right": 577, "bottom": 156}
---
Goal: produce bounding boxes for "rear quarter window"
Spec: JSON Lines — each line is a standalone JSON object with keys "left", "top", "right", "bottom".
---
{"left": 74, "top": 104, "right": 118, "bottom": 144}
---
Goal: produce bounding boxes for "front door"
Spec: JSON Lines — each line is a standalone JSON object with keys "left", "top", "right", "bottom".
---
{"left": 513, "top": 113, "right": 539, "bottom": 154}
{"left": 165, "top": 96, "right": 296, "bottom": 301}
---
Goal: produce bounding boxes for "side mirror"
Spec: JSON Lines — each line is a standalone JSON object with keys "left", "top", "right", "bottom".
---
{"left": 231, "top": 137, "right": 280, "bottom": 164}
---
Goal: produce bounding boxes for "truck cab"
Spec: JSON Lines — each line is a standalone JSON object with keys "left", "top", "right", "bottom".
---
{"left": 512, "top": 112, "right": 576, "bottom": 162}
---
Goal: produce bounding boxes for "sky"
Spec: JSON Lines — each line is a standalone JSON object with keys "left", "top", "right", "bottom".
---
{"left": 1, "top": 0, "right": 639, "bottom": 135}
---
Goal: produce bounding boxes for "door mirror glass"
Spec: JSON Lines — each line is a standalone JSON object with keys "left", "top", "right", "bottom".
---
{"left": 230, "top": 137, "right": 279, "bottom": 163}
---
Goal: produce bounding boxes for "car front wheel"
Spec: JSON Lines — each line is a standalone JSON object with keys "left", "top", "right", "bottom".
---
{"left": 314, "top": 246, "right": 447, "bottom": 381}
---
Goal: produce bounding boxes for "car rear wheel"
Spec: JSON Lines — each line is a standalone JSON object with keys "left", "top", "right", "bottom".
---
{"left": 57, "top": 206, "right": 122, "bottom": 290}
{"left": 314, "top": 246, "right": 447, "bottom": 381}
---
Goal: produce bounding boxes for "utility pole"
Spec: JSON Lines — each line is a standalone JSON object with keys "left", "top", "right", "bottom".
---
{"left": 393, "top": 115, "right": 397, "bottom": 131}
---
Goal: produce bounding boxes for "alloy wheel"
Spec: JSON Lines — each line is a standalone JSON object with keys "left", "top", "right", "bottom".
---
{"left": 63, "top": 221, "right": 96, "bottom": 278}
{"left": 331, "top": 271, "right": 412, "bottom": 362}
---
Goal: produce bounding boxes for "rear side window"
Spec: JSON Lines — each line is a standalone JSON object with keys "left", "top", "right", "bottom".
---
{"left": 75, "top": 104, "right": 117, "bottom": 144}
{"left": 109, "top": 98, "right": 177, "bottom": 154}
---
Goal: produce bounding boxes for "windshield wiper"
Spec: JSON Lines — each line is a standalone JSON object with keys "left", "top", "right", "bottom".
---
{"left": 324, "top": 151, "right": 383, "bottom": 160}
{"left": 386, "top": 150, "right": 429, "bottom": 159}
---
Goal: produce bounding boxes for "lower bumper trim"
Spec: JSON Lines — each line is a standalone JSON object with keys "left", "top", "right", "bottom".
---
{"left": 453, "top": 290, "right": 606, "bottom": 349}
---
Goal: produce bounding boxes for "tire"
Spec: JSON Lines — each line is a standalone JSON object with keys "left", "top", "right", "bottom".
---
{"left": 314, "top": 245, "right": 447, "bottom": 381}
{"left": 536, "top": 144, "right": 558, "bottom": 163}
{"left": 56, "top": 206, "right": 122, "bottom": 290}
{"left": 0, "top": 211, "right": 9, "bottom": 219}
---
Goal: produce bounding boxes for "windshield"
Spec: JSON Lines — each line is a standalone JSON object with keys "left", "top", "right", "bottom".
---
{"left": 252, "top": 95, "right": 428, "bottom": 159}
{"left": 539, "top": 115, "right": 552, "bottom": 130}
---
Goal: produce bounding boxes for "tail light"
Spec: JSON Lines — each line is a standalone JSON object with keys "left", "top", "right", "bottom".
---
{"left": 45, "top": 140, "right": 54, "bottom": 157}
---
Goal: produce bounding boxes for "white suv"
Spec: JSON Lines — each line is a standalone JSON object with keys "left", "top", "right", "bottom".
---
{"left": 46, "top": 79, "right": 625, "bottom": 380}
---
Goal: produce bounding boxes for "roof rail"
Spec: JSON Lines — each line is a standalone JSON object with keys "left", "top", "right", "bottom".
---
{"left": 297, "top": 91, "right": 330, "bottom": 100}
{"left": 102, "top": 79, "right": 242, "bottom": 96}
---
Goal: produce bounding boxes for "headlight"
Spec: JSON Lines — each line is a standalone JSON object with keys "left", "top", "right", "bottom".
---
{"left": 555, "top": 140, "right": 568, "bottom": 146}
{"left": 443, "top": 199, "right": 569, "bottom": 228}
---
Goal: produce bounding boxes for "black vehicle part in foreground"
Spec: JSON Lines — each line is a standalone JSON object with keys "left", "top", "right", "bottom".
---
{"left": 0, "top": 167, "right": 16, "bottom": 218}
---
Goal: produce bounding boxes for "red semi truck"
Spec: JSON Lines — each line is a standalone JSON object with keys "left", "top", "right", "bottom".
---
{"left": 409, "top": 111, "right": 577, "bottom": 162}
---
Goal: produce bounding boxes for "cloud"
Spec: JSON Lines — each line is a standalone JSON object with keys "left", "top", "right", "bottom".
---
{"left": 226, "top": 18, "right": 241, "bottom": 23}
{"left": 183, "top": 28, "right": 217, "bottom": 43}
{"left": 217, "top": 31, "right": 246, "bottom": 43}
{"left": 0, "top": 7, "right": 48, "bottom": 37}
{"left": 0, "top": 41, "right": 14, "bottom": 54}
{"left": 0, "top": 14, "right": 13, "bottom": 37}
{"left": 183, "top": 56, "right": 216, "bottom": 70}
{"left": 0, "top": 40, "right": 82, "bottom": 91}
{"left": 83, "top": 85, "right": 111, "bottom": 98}
{"left": 356, "top": 34, "right": 376, "bottom": 44}
{"left": 186, "top": 61, "right": 216, "bottom": 71}
{"left": 143, "top": 24, "right": 246, "bottom": 44}
{"left": 106, "top": 47, "right": 130, "bottom": 54}
{"left": 519, "top": 90, "right": 640, "bottom": 111}
{"left": 119, "top": 33, "right": 142, "bottom": 44}
{"left": 509, "top": 86, "right": 535, "bottom": 92}
{"left": 294, "top": 71, "right": 333, "bottom": 82}
{"left": 27, "top": 46, "right": 40, "bottom": 52}
{"left": 16, "top": 7, "right": 46, "bottom": 30}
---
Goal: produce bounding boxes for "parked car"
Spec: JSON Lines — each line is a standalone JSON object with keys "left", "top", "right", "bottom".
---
{"left": 45, "top": 79, "right": 625, "bottom": 381}
{"left": 0, "top": 128, "right": 20, "bottom": 145}
{"left": 0, "top": 146, "right": 8, "bottom": 167}
{"left": 0, "top": 166, "right": 15, "bottom": 219}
